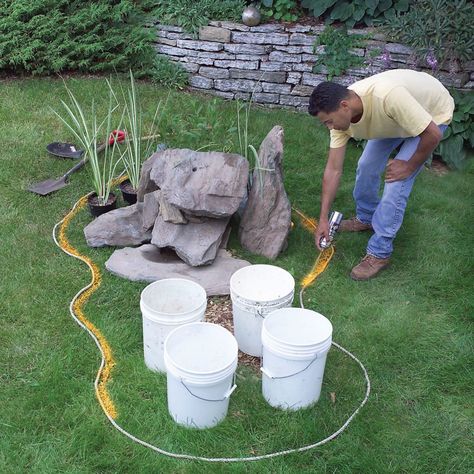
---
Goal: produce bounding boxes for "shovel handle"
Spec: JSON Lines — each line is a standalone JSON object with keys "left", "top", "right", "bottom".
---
{"left": 63, "top": 141, "right": 108, "bottom": 178}
{"left": 62, "top": 133, "right": 159, "bottom": 179}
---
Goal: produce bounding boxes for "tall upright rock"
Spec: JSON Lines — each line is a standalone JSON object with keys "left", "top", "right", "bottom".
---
{"left": 238, "top": 126, "right": 291, "bottom": 259}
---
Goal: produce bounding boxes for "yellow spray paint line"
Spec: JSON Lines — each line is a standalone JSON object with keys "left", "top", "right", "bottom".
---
{"left": 55, "top": 193, "right": 119, "bottom": 420}
{"left": 292, "top": 207, "right": 335, "bottom": 289}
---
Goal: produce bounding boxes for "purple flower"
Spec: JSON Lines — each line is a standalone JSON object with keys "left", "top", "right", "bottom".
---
{"left": 381, "top": 48, "right": 391, "bottom": 68}
{"left": 426, "top": 50, "right": 438, "bottom": 71}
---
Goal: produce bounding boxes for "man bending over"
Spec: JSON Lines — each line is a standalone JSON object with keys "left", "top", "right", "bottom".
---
{"left": 309, "top": 69, "right": 454, "bottom": 280}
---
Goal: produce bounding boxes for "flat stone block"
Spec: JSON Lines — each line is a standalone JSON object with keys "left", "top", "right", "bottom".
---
{"left": 197, "top": 51, "right": 235, "bottom": 60}
{"left": 287, "top": 72, "right": 302, "bottom": 84}
{"left": 302, "top": 72, "right": 326, "bottom": 86}
{"left": 177, "top": 40, "right": 223, "bottom": 51}
{"left": 199, "top": 26, "right": 231, "bottom": 43}
{"left": 291, "top": 63, "right": 313, "bottom": 72}
{"left": 189, "top": 76, "right": 213, "bottom": 89}
{"left": 260, "top": 61, "right": 292, "bottom": 72}
{"left": 280, "top": 95, "right": 309, "bottom": 107}
{"left": 275, "top": 45, "right": 313, "bottom": 54}
{"left": 261, "top": 82, "right": 291, "bottom": 94}
{"left": 105, "top": 245, "right": 251, "bottom": 296}
{"left": 214, "top": 78, "right": 262, "bottom": 93}
{"left": 224, "top": 44, "right": 269, "bottom": 55}
{"left": 252, "top": 93, "right": 280, "bottom": 104}
{"left": 156, "top": 24, "right": 183, "bottom": 33}
{"left": 230, "top": 69, "right": 286, "bottom": 83}
{"left": 250, "top": 24, "right": 285, "bottom": 33}
{"left": 214, "top": 60, "right": 259, "bottom": 70}
{"left": 235, "top": 54, "right": 268, "bottom": 62}
{"left": 291, "top": 85, "right": 313, "bottom": 96}
{"left": 289, "top": 33, "right": 316, "bottom": 46}
{"left": 156, "top": 37, "right": 177, "bottom": 46}
{"left": 385, "top": 42, "right": 413, "bottom": 55}
{"left": 154, "top": 44, "right": 188, "bottom": 57}
{"left": 181, "top": 62, "right": 199, "bottom": 73}
{"left": 269, "top": 51, "right": 301, "bottom": 63}
{"left": 232, "top": 32, "right": 289, "bottom": 45}
{"left": 199, "top": 66, "right": 230, "bottom": 79}
{"left": 213, "top": 90, "right": 235, "bottom": 99}
{"left": 209, "top": 21, "right": 250, "bottom": 31}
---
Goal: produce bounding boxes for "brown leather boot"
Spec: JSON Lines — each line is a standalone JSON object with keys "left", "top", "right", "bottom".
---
{"left": 339, "top": 217, "right": 373, "bottom": 232}
{"left": 350, "top": 254, "right": 391, "bottom": 281}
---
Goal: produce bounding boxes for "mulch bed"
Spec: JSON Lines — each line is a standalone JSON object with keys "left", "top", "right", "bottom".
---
{"left": 205, "top": 296, "right": 261, "bottom": 372}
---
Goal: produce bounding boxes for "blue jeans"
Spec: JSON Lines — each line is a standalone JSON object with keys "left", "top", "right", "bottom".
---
{"left": 353, "top": 125, "right": 447, "bottom": 259}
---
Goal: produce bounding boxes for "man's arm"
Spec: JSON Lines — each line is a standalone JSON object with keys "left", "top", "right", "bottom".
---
{"left": 385, "top": 121, "right": 442, "bottom": 182}
{"left": 315, "top": 145, "right": 346, "bottom": 250}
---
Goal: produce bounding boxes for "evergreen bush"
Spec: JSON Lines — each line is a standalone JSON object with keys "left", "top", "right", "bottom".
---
{"left": 0, "top": 0, "right": 156, "bottom": 76}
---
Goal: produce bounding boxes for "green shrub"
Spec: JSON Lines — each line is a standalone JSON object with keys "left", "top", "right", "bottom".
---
{"left": 301, "top": 0, "right": 411, "bottom": 28}
{"left": 258, "top": 0, "right": 300, "bottom": 22}
{"left": 152, "top": 0, "right": 245, "bottom": 34}
{"left": 0, "top": 0, "right": 159, "bottom": 76}
{"left": 313, "top": 26, "right": 377, "bottom": 80}
{"left": 150, "top": 55, "right": 189, "bottom": 89}
{"left": 435, "top": 90, "right": 474, "bottom": 170}
{"left": 382, "top": 0, "right": 474, "bottom": 69}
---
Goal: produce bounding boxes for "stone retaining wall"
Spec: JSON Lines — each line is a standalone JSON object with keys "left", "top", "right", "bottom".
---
{"left": 155, "top": 21, "right": 473, "bottom": 111}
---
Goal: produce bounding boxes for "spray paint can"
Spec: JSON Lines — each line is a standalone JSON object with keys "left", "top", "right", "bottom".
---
{"left": 319, "top": 211, "right": 343, "bottom": 249}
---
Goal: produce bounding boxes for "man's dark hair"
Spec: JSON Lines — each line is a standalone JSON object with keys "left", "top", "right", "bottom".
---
{"left": 308, "top": 82, "right": 350, "bottom": 116}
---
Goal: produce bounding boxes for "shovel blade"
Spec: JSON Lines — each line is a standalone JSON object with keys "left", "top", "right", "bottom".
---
{"left": 27, "top": 177, "right": 69, "bottom": 195}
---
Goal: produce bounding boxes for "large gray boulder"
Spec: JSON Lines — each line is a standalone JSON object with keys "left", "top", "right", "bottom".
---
{"left": 105, "top": 244, "right": 251, "bottom": 296}
{"left": 84, "top": 203, "right": 152, "bottom": 247}
{"left": 238, "top": 126, "right": 291, "bottom": 259}
{"left": 136, "top": 152, "right": 162, "bottom": 202}
{"left": 149, "top": 148, "right": 249, "bottom": 218}
{"left": 151, "top": 214, "right": 230, "bottom": 266}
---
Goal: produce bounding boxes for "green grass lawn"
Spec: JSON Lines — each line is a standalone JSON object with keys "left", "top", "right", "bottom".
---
{"left": 1, "top": 77, "right": 473, "bottom": 473}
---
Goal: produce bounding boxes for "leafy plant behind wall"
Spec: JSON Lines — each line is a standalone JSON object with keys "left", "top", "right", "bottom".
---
{"left": 301, "top": 0, "right": 411, "bottom": 28}
{"left": 434, "top": 90, "right": 474, "bottom": 170}
{"left": 382, "top": 0, "right": 474, "bottom": 69}
{"left": 313, "top": 26, "right": 377, "bottom": 80}
{"left": 258, "top": 0, "right": 299, "bottom": 22}
{"left": 152, "top": 0, "right": 245, "bottom": 34}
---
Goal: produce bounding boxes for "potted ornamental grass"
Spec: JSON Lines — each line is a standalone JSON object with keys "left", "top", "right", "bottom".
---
{"left": 53, "top": 80, "right": 125, "bottom": 217}
{"left": 115, "top": 71, "right": 164, "bottom": 204}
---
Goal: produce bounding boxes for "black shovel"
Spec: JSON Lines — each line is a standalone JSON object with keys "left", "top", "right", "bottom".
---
{"left": 28, "top": 142, "right": 108, "bottom": 196}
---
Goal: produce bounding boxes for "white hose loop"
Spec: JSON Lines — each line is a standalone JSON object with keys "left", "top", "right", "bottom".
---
{"left": 53, "top": 196, "right": 371, "bottom": 462}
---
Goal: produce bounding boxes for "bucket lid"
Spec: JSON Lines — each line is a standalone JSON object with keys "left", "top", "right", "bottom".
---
{"left": 164, "top": 322, "right": 238, "bottom": 379}
{"left": 140, "top": 278, "right": 206, "bottom": 316}
{"left": 263, "top": 308, "right": 333, "bottom": 349}
{"left": 230, "top": 265, "right": 295, "bottom": 303}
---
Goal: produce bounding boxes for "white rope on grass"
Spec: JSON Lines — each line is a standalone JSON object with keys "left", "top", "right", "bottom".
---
{"left": 52, "top": 195, "right": 371, "bottom": 463}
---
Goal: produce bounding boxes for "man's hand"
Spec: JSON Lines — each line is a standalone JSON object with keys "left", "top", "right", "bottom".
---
{"left": 315, "top": 219, "right": 329, "bottom": 251}
{"left": 385, "top": 159, "right": 416, "bottom": 183}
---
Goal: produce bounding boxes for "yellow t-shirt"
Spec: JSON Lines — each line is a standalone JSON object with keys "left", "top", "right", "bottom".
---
{"left": 330, "top": 69, "right": 455, "bottom": 149}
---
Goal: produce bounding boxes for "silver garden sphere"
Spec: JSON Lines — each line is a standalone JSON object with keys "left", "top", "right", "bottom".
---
{"left": 242, "top": 6, "right": 261, "bottom": 27}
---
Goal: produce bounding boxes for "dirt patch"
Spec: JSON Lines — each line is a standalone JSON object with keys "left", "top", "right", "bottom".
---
{"left": 205, "top": 296, "right": 260, "bottom": 372}
{"left": 427, "top": 157, "right": 450, "bottom": 176}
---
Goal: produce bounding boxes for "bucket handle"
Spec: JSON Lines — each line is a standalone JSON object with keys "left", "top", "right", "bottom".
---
{"left": 180, "top": 374, "right": 237, "bottom": 402}
{"left": 261, "top": 355, "right": 318, "bottom": 380}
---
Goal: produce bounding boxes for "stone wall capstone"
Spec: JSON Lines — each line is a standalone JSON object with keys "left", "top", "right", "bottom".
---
{"left": 154, "top": 20, "right": 474, "bottom": 111}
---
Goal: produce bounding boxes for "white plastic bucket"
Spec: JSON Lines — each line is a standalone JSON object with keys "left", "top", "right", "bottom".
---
{"left": 164, "top": 322, "right": 238, "bottom": 429}
{"left": 230, "top": 265, "right": 295, "bottom": 356}
{"left": 261, "top": 308, "right": 333, "bottom": 410}
{"left": 140, "top": 278, "right": 207, "bottom": 373}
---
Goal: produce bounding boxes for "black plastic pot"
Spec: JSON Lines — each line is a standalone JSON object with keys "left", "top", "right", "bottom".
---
{"left": 119, "top": 179, "right": 138, "bottom": 205}
{"left": 87, "top": 192, "right": 117, "bottom": 217}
